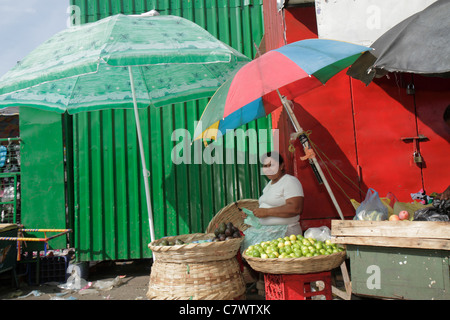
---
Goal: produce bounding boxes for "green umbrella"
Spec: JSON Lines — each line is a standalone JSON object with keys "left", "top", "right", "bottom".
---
{"left": 0, "top": 14, "right": 250, "bottom": 242}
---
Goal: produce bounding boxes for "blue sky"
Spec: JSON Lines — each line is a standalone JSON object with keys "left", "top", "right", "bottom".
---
{"left": 0, "top": 0, "right": 69, "bottom": 77}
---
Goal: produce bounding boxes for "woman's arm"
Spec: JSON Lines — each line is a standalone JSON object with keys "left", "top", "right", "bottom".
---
{"left": 253, "top": 196, "right": 304, "bottom": 218}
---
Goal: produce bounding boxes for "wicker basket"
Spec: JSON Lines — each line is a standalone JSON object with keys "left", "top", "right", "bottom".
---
{"left": 206, "top": 199, "right": 259, "bottom": 233}
{"left": 148, "top": 233, "right": 244, "bottom": 263}
{"left": 242, "top": 251, "right": 346, "bottom": 274}
{"left": 147, "top": 258, "right": 245, "bottom": 300}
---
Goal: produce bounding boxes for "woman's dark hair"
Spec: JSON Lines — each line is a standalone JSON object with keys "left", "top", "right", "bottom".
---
{"left": 261, "top": 151, "right": 284, "bottom": 166}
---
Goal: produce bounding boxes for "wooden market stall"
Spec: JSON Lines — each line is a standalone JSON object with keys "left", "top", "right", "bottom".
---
{"left": 331, "top": 220, "right": 450, "bottom": 300}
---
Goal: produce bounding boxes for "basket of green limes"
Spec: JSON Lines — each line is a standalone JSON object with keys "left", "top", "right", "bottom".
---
{"left": 242, "top": 234, "right": 346, "bottom": 274}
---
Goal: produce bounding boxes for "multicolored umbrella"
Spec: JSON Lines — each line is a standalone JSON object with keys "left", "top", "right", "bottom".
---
{"left": 193, "top": 39, "right": 371, "bottom": 221}
{"left": 194, "top": 39, "right": 372, "bottom": 141}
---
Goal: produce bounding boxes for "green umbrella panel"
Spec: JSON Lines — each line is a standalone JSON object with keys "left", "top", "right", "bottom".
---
{"left": 0, "top": 14, "right": 249, "bottom": 113}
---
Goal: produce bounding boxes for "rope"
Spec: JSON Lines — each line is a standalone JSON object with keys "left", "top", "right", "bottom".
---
{"left": 0, "top": 229, "right": 72, "bottom": 262}
{"left": 0, "top": 237, "right": 47, "bottom": 242}
{"left": 289, "top": 130, "right": 366, "bottom": 200}
{"left": 20, "top": 229, "right": 70, "bottom": 232}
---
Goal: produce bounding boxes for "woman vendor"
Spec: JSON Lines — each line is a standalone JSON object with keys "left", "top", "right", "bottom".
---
{"left": 240, "top": 151, "right": 304, "bottom": 293}
{"left": 244, "top": 151, "right": 304, "bottom": 236}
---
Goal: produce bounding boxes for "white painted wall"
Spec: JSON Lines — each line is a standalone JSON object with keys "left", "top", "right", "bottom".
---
{"left": 314, "top": 0, "right": 437, "bottom": 46}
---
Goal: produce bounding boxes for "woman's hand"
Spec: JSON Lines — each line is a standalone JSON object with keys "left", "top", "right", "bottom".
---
{"left": 253, "top": 208, "right": 270, "bottom": 218}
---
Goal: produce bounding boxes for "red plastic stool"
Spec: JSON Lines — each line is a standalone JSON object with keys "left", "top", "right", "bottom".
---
{"left": 264, "top": 271, "right": 333, "bottom": 300}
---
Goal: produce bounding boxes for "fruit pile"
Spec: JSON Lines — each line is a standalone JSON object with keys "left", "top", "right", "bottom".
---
{"left": 157, "top": 238, "right": 188, "bottom": 246}
{"left": 154, "top": 222, "right": 242, "bottom": 247}
{"left": 212, "top": 222, "right": 242, "bottom": 241}
{"left": 388, "top": 210, "right": 410, "bottom": 221}
{"left": 244, "top": 234, "right": 344, "bottom": 259}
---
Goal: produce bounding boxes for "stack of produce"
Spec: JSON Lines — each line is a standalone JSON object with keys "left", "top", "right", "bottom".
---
{"left": 156, "top": 237, "right": 212, "bottom": 246}
{"left": 244, "top": 234, "right": 344, "bottom": 259}
{"left": 242, "top": 234, "right": 346, "bottom": 274}
{"left": 212, "top": 222, "right": 242, "bottom": 241}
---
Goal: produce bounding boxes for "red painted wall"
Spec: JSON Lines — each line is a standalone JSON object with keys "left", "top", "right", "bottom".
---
{"left": 262, "top": 3, "right": 450, "bottom": 230}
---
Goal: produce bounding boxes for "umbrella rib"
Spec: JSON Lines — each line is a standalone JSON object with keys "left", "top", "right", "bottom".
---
{"left": 66, "top": 76, "right": 81, "bottom": 108}
{"left": 137, "top": 66, "right": 152, "bottom": 106}
{"left": 202, "top": 63, "right": 221, "bottom": 86}
{"left": 99, "top": 15, "right": 120, "bottom": 63}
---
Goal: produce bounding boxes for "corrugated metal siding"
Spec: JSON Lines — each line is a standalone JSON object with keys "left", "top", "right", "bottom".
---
{"left": 262, "top": 0, "right": 285, "bottom": 50}
{"left": 70, "top": 0, "right": 269, "bottom": 261}
{"left": 19, "top": 108, "right": 67, "bottom": 250}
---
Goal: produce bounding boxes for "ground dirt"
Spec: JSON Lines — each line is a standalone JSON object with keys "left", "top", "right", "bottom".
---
{"left": 0, "top": 259, "right": 153, "bottom": 300}
{"left": 1, "top": 256, "right": 356, "bottom": 301}
{"left": 0, "top": 259, "right": 266, "bottom": 301}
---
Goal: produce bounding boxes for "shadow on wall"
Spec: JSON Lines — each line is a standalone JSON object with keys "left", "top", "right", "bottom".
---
{"left": 376, "top": 73, "right": 450, "bottom": 140}
{"left": 276, "top": 103, "right": 367, "bottom": 225}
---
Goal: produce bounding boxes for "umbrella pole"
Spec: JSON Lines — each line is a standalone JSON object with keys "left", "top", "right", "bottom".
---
{"left": 128, "top": 67, "right": 156, "bottom": 243}
{"left": 277, "top": 91, "right": 345, "bottom": 220}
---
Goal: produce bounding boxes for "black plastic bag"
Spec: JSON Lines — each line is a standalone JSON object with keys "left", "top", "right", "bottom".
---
{"left": 413, "top": 199, "right": 450, "bottom": 221}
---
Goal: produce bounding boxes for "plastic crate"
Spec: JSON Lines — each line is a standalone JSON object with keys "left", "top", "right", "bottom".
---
{"left": 264, "top": 271, "right": 332, "bottom": 300}
{"left": 25, "top": 255, "right": 69, "bottom": 285}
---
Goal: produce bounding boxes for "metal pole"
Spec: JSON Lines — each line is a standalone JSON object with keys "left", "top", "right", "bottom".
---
{"left": 277, "top": 90, "right": 345, "bottom": 220}
{"left": 128, "top": 66, "right": 156, "bottom": 243}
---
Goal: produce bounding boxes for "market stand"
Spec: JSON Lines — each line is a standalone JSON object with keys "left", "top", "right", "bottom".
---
{"left": 146, "top": 199, "right": 351, "bottom": 300}
{"left": 331, "top": 220, "right": 450, "bottom": 299}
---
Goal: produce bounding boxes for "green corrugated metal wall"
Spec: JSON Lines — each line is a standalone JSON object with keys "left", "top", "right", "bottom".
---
{"left": 19, "top": 107, "right": 67, "bottom": 250}
{"left": 69, "top": 0, "right": 269, "bottom": 261}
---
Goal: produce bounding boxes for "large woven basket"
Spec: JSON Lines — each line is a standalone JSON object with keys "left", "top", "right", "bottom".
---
{"left": 147, "top": 258, "right": 246, "bottom": 300}
{"left": 148, "top": 233, "right": 244, "bottom": 263}
{"left": 206, "top": 199, "right": 259, "bottom": 233}
{"left": 242, "top": 251, "right": 346, "bottom": 274}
